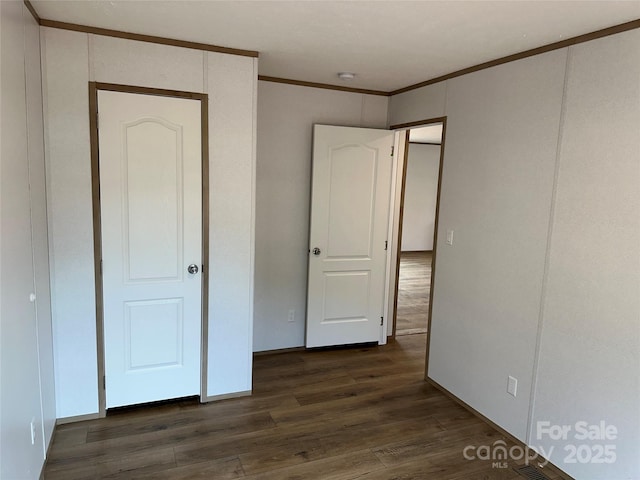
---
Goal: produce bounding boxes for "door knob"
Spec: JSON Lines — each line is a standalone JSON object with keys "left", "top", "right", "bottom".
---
{"left": 187, "top": 264, "right": 199, "bottom": 274}
{"left": 312, "top": 247, "right": 321, "bottom": 256}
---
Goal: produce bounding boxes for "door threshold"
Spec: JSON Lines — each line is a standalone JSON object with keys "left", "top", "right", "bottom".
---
{"left": 106, "top": 395, "right": 200, "bottom": 416}
{"left": 306, "top": 341, "right": 378, "bottom": 352}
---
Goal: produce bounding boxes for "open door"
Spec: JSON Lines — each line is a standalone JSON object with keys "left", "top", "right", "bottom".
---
{"left": 306, "top": 125, "right": 394, "bottom": 348}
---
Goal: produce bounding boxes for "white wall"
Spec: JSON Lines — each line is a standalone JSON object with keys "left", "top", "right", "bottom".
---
{"left": 1, "top": 2, "right": 56, "bottom": 478}
{"left": 531, "top": 30, "right": 640, "bottom": 480}
{"left": 431, "top": 49, "right": 567, "bottom": 440}
{"left": 254, "top": 81, "right": 388, "bottom": 352}
{"left": 25, "top": 0, "right": 56, "bottom": 451}
{"left": 389, "top": 29, "right": 640, "bottom": 480}
{"left": 401, "top": 143, "right": 440, "bottom": 251}
{"left": 389, "top": 81, "right": 446, "bottom": 127}
{"left": 42, "top": 28, "right": 257, "bottom": 417}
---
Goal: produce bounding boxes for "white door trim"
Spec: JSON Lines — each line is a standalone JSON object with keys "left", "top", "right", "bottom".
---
{"left": 89, "top": 82, "right": 210, "bottom": 415}
{"left": 382, "top": 130, "right": 408, "bottom": 343}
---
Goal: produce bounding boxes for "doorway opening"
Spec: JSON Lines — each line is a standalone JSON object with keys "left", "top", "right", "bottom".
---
{"left": 396, "top": 125, "right": 442, "bottom": 336}
{"left": 384, "top": 117, "right": 446, "bottom": 371}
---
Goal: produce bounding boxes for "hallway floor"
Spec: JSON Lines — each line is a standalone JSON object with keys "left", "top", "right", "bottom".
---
{"left": 396, "top": 251, "right": 432, "bottom": 336}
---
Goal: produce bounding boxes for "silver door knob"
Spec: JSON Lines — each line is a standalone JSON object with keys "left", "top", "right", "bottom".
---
{"left": 187, "top": 264, "right": 199, "bottom": 274}
{"left": 312, "top": 247, "right": 321, "bottom": 256}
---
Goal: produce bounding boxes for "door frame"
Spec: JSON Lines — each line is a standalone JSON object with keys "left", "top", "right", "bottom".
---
{"left": 384, "top": 116, "right": 447, "bottom": 376}
{"left": 89, "top": 82, "right": 210, "bottom": 416}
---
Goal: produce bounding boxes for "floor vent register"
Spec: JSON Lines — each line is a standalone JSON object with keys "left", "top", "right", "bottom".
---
{"left": 513, "top": 464, "right": 552, "bottom": 480}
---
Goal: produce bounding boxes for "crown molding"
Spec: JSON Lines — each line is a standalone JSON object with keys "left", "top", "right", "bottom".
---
{"left": 391, "top": 18, "right": 640, "bottom": 95}
{"left": 258, "top": 75, "right": 389, "bottom": 96}
{"left": 24, "top": 0, "right": 40, "bottom": 22}
{"left": 25, "top": 1, "right": 258, "bottom": 58}
{"left": 23, "top": 2, "right": 640, "bottom": 97}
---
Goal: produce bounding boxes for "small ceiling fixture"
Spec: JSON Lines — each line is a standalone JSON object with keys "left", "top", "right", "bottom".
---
{"left": 338, "top": 72, "right": 355, "bottom": 81}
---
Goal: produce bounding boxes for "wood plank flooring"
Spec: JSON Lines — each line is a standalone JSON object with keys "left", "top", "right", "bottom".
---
{"left": 44, "top": 334, "right": 562, "bottom": 479}
{"left": 396, "top": 251, "right": 432, "bottom": 336}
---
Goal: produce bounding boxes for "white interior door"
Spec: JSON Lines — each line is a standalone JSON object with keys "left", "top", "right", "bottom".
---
{"left": 306, "top": 125, "right": 394, "bottom": 348}
{"left": 98, "top": 90, "right": 202, "bottom": 408}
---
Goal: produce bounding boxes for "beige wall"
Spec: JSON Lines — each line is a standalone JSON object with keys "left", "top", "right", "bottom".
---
{"left": 389, "top": 81, "right": 446, "bottom": 127}
{"left": 401, "top": 143, "right": 441, "bottom": 251}
{"left": 531, "top": 29, "right": 640, "bottom": 479}
{"left": 254, "top": 81, "right": 388, "bottom": 352}
{"left": 1, "top": 2, "right": 56, "bottom": 478}
{"left": 431, "top": 48, "right": 567, "bottom": 440}
{"left": 389, "top": 29, "right": 640, "bottom": 480}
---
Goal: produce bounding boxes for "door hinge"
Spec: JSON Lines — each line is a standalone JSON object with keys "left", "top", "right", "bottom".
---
{"left": 391, "top": 145, "right": 394, "bottom": 157}
{"left": 99, "top": 259, "right": 103, "bottom": 275}
{"left": 380, "top": 316, "right": 384, "bottom": 326}
{"left": 384, "top": 240, "right": 388, "bottom": 250}
{"left": 96, "top": 112, "right": 99, "bottom": 129}
{"left": 102, "top": 375, "right": 106, "bottom": 390}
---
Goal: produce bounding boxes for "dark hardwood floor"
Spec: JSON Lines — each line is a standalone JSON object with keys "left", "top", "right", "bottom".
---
{"left": 396, "top": 251, "right": 432, "bottom": 336}
{"left": 44, "top": 334, "right": 561, "bottom": 479}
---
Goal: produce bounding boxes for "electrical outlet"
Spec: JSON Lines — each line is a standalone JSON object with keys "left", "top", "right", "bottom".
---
{"left": 287, "top": 309, "right": 295, "bottom": 323}
{"left": 30, "top": 418, "right": 36, "bottom": 445}
{"left": 507, "top": 376, "right": 518, "bottom": 397}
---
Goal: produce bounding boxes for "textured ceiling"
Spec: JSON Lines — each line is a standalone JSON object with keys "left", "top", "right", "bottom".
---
{"left": 31, "top": 1, "right": 640, "bottom": 92}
